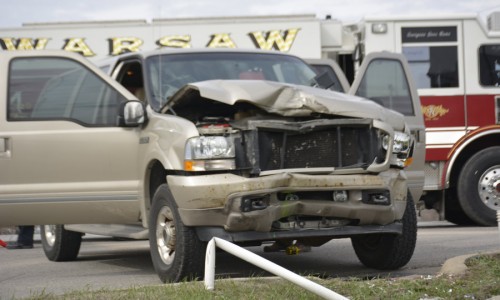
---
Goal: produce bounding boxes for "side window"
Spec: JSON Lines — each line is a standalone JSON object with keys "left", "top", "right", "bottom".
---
{"left": 403, "top": 46, "right": 459, "bottom": 89}
{"left": 355, "top": 59, "right": 415, "bottom": 116}
{"left": 8, "top": 57, "right": 127, "bottom": 126}
{"left": 116, "top": 61, "right": 145, "bottom": 101}
{"left": 401, "top": 26, "right": 459, "bottom": 89}
{"left": 479, "top": 44, "right": 500, "bottom": 86}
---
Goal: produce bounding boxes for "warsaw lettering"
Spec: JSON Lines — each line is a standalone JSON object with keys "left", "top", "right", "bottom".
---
{"left": 0, "top": 28, "right": 300, "bottom": 57}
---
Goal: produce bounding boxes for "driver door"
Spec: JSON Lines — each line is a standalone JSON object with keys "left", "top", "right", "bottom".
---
{"left": 0, "top": 51, "right": 142, "bottom": 226}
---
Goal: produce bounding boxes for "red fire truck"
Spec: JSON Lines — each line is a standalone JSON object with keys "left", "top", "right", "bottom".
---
{"left": 343, "top": 13, "right": 500, "bottom": 226}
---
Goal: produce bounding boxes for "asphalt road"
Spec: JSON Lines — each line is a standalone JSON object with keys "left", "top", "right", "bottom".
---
{"left": 1, "top": 221, "right": 499, "bottom": 299}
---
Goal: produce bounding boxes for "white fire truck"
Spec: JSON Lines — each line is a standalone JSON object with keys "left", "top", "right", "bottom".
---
{"left": 1, "top": 11, "right": 499, "bottom": 226}
{"left": 345, "top": 13, "right": 500, "bottom": 226}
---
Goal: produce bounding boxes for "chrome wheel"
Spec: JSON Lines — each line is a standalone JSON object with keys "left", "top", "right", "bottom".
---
{"left": 478, "top": 165, "right": 500, "bottom": 210}
{"left": 43, "top": 225, "right": 57, "bottom": 247}
{"left": 156, "top": 206, "right": 176, "bottom": 265}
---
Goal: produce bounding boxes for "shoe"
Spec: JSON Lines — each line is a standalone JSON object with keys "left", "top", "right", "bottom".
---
{"left": 6, "top": 242, "right": 33, "bottom": 249}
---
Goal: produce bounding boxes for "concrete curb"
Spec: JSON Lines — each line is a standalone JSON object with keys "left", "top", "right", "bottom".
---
{"left": 438, "top": 254, "right": 477, "bottom": 276}
{"left": 438, "top": 250, "right": 500, "bottom": 276}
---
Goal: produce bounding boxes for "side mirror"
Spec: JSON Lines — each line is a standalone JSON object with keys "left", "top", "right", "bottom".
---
{"left": 314, "top": 71, "right": 336, "bottom": 90}
{"left": 118, "top": 101, "right": 146, "bottom": 127}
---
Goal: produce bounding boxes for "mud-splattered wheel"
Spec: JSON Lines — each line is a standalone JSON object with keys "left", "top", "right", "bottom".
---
{"left": 149, "top": 184, "right": 205, "bottom": 283}
{"left": 351, "top": 190, "right": 417, "bottom": 270}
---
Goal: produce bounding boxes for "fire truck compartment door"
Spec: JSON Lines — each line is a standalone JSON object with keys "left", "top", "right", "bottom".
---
{"left": 349, "top": 51, "right": 426, "bottom": 202}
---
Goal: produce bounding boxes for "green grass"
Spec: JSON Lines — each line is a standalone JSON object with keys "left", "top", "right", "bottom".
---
{"left": 24, "top": 254, "right": 500, "bottom": 300}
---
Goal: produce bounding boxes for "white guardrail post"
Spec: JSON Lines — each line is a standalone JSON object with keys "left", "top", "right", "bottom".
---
{"left": 204, "top": 237, "right": 348, "bottom": 300}
{"left": 498, "top": 210, "right": 500, "bottom": 240}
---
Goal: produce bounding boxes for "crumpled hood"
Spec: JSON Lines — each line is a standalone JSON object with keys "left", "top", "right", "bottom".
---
{"left": 166, "top": 80, "right": 406, "bottom": 130}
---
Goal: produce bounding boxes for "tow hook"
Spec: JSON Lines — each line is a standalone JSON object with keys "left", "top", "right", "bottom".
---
{"left": 285, "top": 243, "right": 312, "bottom": 255}
{"left": 285, "top": 245, "right": 302, "bottom": 255}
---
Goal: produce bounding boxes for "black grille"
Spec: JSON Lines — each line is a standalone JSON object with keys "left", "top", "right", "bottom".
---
{"left": 257, "top": 125, "right": 381, "bottom": 171}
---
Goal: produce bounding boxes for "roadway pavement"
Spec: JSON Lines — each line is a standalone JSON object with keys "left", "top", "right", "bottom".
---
{"left": 1, "top": 222, "right": 499, "bottom": 299}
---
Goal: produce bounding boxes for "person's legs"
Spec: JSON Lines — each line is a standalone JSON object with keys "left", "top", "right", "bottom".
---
{"left": 6, "top": 225, "right": 34, "bottom": 249}
{"left": 17, "top": 226, "right": 35, "bottom": 246}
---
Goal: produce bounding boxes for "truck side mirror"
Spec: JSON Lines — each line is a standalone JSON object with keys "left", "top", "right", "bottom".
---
{"left": 314, "top": 71, "right": 336, "bottom": 90}
{"left": 118, "top": 101, "right": 146, "bottom": 127}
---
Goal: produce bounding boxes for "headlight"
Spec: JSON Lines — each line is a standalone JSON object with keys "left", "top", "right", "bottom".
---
{"left": 382, "top": 131, "right": 413, "bottom": 168}
{"left": 382, "top": 132, "right": 411, "bottom": 155}
{"left": 185, "top": 136, "right": 235, "bottom": 171}
{"left": 393, "top": 132, "right": 411, "bottom": 155}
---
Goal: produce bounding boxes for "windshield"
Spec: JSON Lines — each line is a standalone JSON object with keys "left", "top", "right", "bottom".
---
{"left": 145, "top": 52, "right": 317, "bottom": 111}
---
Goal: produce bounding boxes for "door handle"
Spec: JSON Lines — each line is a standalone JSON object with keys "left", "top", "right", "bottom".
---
{"left": 0, "top": 137, "right": 11, "bottom": 158}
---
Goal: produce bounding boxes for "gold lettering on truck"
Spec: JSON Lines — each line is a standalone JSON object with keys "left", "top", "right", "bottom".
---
{"left": 206, "top": 33, "right": 237, "bottom": 48}
{"left": 109, "top": 37, "right": 143, "bottom": 56}
{"left": 421, "top": 104, "right": 449, "bottom": 121}
{"left": 157, "top": 35, "right": 191, "bottom": 48}
{"left": 0, "top": 38, "right": 50, "bottom": 50}
{"left": 63, "top": 38, "right": 96, "bottom": 57}
{"left": 248, "top": 28, "right": 300, "bottom": 52}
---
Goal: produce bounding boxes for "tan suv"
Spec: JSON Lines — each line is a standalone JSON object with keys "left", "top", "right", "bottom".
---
{"left": 0, "top": 49, "right": 424, "bottom": 282}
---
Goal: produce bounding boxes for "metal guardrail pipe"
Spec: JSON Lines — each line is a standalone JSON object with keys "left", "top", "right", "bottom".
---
{"left": 204, "top": 237, "right": 348, "bottom": 300}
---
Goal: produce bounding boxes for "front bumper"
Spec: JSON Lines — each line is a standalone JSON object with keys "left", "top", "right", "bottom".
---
{"left": 195, "top": 223, "right": 403, "bottom": 242}
{"left": 167, "top": 169, "right": 407, "bottom": 233}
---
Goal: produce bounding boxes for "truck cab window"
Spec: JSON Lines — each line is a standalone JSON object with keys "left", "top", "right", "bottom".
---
{"left": 479, "top": 44, "right": 500, "bottom": 86}
{"left": 403, "top": 46, "right": 459, "bottom": 89}
{"left": 116, "top": 61, "right": 145, "bottom": 101}
{"left": 8, "top": 57, "right": 126, "bottom": 126}
{"left": 355, "top": 58, "right": 415, "bottom": 116}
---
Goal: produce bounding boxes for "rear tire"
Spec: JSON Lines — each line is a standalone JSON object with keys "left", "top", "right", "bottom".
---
{"left": 351, "top": 191, "right": 417, "bottom": 270}
{"left": 457, "top": 146, "right": 499, "bottom": 226}
{"left": 149, "top": 184, "right": 205, "bottom": 283}
{"left": 41, "top": 225, "right": 82, "bottom": 261}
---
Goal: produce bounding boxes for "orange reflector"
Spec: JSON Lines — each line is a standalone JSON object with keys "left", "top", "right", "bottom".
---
{"left": 404, "top": 157, "right": 413, "bottom": 168}
{"left": 184, "top": 160, "right": 194, "bottom": 171}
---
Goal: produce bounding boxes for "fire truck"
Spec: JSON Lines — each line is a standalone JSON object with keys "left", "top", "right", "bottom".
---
{"left": 338, "top": 12, "right": 500, "bottom": 226}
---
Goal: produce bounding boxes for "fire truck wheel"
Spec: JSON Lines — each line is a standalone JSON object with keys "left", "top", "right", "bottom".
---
{"left": 41, "top": 224, "right": 82, "bottom": 261}
{"left": 149, "top": 184, "right": 205, "bottom": 283}
{"left": 457, "top": 146, "right": 500, "bottom": 226}
{"left": 351, "top": 191, "right": 417, "bottom": 270}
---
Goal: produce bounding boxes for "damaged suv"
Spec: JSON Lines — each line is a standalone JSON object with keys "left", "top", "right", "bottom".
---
{"left": 0, "top": 49, "right": 424, "bottom": 282}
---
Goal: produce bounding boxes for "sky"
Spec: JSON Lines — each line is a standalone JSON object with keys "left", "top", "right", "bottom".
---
{"left": 1, "top": 0, "right": 500, "bottom": 28}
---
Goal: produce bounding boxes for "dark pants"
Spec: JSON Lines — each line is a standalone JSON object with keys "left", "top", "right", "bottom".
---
{"left": 17, "top": 225, "right": 34, "bottom": 246}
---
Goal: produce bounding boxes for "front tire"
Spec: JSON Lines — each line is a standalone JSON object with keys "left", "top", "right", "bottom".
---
{"left": 149, "top": 184, "right": 205, "bottom": 283}
{"left": 351, "top": 191, "right": 417, "bottom": 270}
{"left": 457, "top": 146, "right": 500, "bottom": 226}
{"left": 41, "top": 225, "right": 82, "bottom": 261}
